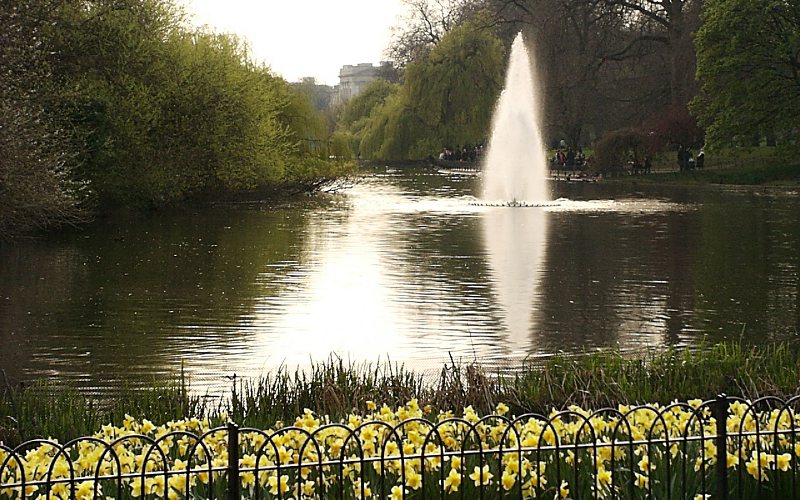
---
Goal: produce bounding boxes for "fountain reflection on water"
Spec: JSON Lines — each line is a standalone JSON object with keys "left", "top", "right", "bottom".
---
{"left": 2, "top": 167, "right": 797, "bottom": 396}
{"left": 6, "top": 33, "right": 778, "bottom": 397}
{"left": 481, "top": 32, "right": 550, "bottom": 346}
{"left": 482, "top": 208, "right": 548, "bottom": 346}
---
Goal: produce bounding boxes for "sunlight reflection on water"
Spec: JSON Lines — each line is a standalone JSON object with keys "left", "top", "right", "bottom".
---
{"left": 1, "top": 169, "right": 797, "bottom": 396}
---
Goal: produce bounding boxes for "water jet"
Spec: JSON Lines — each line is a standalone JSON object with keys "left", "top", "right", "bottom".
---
{"left": 482, "top": 33, "right": 549, "bottom": 205}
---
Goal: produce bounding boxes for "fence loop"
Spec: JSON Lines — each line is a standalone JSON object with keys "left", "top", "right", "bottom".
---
{"left": 2, "top": 395, "right": 800, "bottom": 499}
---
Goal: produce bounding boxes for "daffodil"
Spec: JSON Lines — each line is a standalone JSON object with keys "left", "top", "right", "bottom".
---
{"left": 596, "top": 466, "right": 612, "bottom": 488}
{"left": 443, "top": 467, "right": 462, "bottom": 492}
{"left": 501, "top": 470, "right": 516, "bottom": 490}
{"left": 268, "top": 474, "right": 290, "bottom": 495}
{"left": 140, "top": 419, "right": 156, "bottom": 434}
{"left": 746, "top": 456, "right": 763, "bottom": 480}
{"left": 404, "top": 469, "right": 422, "bottom": 490}
{"left": 777, "top": 453, "right": 792, "bottom": 471}
{"left": 390, "top": 485, "right": 405, "bottom": 500}
{"left": 496, "top": 402, "right": 510, "bottom": 415}
{"left": 301, "top": 479, "right": 315, "bottom": 496}
{"left": 558, "top": 479, "right": 570, "bottom": 498}
{"left": 8, "top": 397, "right": 800, "bottom": 500}
{"left": 469, "top": 464, "right": 493, "bottom": 486}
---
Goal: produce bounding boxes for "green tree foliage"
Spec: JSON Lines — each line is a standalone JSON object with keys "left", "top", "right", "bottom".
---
{"left": 0, "top": 0, "right": 85, "bottom": 238}
{"left": 45, "top": 0, "right": 342, "bottom": 210}
{"left": 403, "top": 21, "right": 503, "bottom": 152}
{"left": 353, "top": 20, "right": 504, "bottom": 160}
{"left": 336, "top": 80, "right": 399, "bottom": 156}
{"left": 388, "top": 0, "right": 483, "bottom": 68}
{"left": 693, "top": 0, "right": 800, "bottom": 149}
{"left": 339, "top": 80, "right": 399, "bottom": 132}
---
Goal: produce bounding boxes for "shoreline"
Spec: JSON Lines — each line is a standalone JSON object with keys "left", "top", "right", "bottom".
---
{"left": 3, "top": 340, "right": 798, "bottom": 445}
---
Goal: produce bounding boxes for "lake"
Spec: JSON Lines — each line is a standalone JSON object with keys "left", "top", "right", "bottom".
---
{"left": 1, "top": 167, "right": 798, "bottom": 395}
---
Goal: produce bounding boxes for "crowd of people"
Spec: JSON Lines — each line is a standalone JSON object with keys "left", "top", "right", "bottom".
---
{"left": 435, "top": 140, "right": 706, "bottom": 175}
{"left": 551, "top": 147, "right": 588, "bottom": 170}
{"left": 438, "top": 144, "right": 483, "bottom": 162}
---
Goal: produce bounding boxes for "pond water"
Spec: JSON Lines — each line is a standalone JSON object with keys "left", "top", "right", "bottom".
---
{"left": 1, "top": 168, "right": 798, "bottom": 394}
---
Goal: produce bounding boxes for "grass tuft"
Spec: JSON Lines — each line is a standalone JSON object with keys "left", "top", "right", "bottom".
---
{"left": 2, "top": 340, "right": 800, "bottom": 445}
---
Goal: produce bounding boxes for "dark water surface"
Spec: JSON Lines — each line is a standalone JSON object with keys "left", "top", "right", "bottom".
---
{"left": 1, "top": 168, "right": 798, "bottom": 393}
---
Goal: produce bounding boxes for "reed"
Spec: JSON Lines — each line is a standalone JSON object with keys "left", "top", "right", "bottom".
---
{"left": 0, "top": 368, "right": 206, "bottom": 445}
{"left": 2, "top": 340, "right": 799, "bottom": 445}
{"left": 228, "top": 357, "right": 426, "bottom": 427}
{"left": 503, "top": 340, "right": 800, "bottom": 415}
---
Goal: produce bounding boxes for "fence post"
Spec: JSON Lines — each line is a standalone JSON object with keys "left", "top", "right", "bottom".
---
{"left": 227, "top": 421, "right": 240, "bottom": 500}
{"left": 713, "top": 394, "right": 729, "bottom": 500}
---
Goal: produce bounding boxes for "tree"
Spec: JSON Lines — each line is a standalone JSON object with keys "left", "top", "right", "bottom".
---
{"left": 388, "top": 0, "right": 483, "bottom": 68}
{"left": 293, "top": 78, "right": 334, "bottom": 112}
{"left": 0, "top": 0, "right": 85, "bottom": 238}
{"left": 403, "top": 20, "right": 503, "bottom": 151}
{"left": 338, "top": 80, "right": 399, "bottom": 133}
{"left": 641, "top": 103, "right": 703, "bottom": 150}
{"left": 692, "top": 0, "right": 800, "bottom": 149}
{"left": 51, "top": 0, "right": 196, "bottom": 205}
{"left": 482, "top": 0, "right": 677, "bottom": 146}
{"left": 336, "top": 80, "right": 399, "bottom": 156}
{"left": 599, "top": 0, "right": 702, "bottom": 106}
{"left": 46, "top": 0, "right": 342, "bottom": 208}
{"left": 359, "top": 19, "right": 504, "bottom": 160}
{"left": 530, "top": 0, "right": 642, "bottom": 146}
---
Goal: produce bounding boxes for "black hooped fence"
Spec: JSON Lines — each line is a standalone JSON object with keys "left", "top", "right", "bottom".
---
{"left": 2, "top": 394, "right": 800, "bottom": 499}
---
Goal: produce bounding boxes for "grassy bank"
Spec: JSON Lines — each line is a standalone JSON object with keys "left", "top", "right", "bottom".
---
{"left": 637, "top": 147, "right": 800, "bottom": 186}
{"left": 644, "top": 161, "right": 800, "bottom": 186}
{"left": 2, "top": 341, "right": 799, "bottom": 446}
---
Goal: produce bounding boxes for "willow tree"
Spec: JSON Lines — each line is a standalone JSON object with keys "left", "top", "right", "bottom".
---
{"left": 339, "top": 80, "right": 399, "bottom": 133}
{"left": 406, "top": 19, "right": 504, "bottom": 153}
{"left": 358, "top": 19, "right": 504, "bottom": 160}
{"left": 334, "top": 80, "right": 399, "bottom": 158}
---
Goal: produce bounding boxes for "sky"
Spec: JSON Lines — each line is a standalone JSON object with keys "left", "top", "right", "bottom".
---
{"left": 181, "top": 0, "right": 406, "bottom": 86}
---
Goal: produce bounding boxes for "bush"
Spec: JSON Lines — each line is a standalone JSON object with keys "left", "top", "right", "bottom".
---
{"left": 591, "top": 128, "right": 648, "bottom": 175}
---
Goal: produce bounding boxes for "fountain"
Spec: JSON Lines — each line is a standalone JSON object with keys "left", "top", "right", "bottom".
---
{"left": 481, "top": 33, "right": 550, "bottom": 346}
{"left": 482, "top": 32, "right": 549, "bottom": 204}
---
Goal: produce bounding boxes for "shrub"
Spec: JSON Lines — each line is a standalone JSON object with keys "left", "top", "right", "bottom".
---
{"left": 591, "top": 129, "right": 648, "bottom": 175}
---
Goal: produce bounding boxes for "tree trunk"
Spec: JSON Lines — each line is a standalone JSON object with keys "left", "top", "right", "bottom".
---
{"left": 667, "top": 0, "right": 687, "bottom": 106}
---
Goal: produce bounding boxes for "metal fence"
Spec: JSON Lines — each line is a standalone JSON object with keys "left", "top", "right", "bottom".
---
{"left": 2, "top": 394, "right": 800, "bottom": 499}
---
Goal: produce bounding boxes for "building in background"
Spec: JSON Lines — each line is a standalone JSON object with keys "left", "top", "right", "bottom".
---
{"left": 293, "top": 62, "right": 396, "bottom": 110}
{"left": 332, "top": 61, "right": 395, "bottom": 107}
